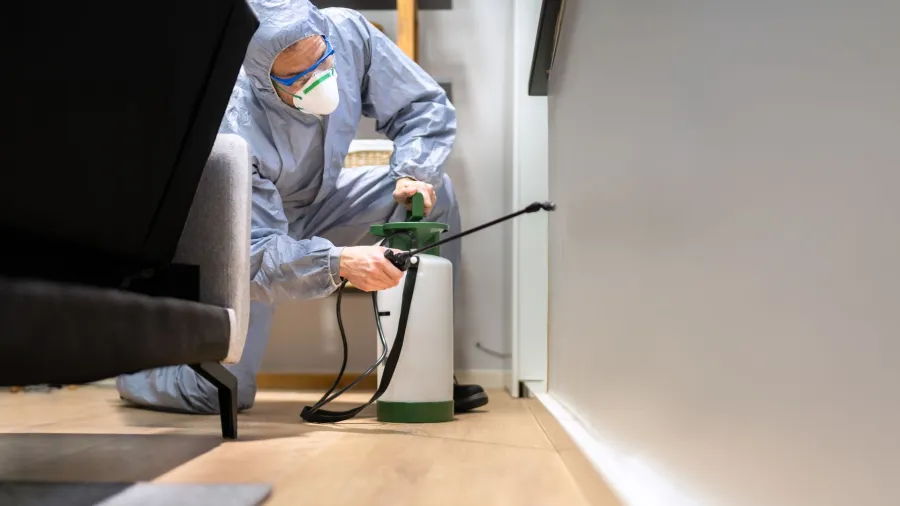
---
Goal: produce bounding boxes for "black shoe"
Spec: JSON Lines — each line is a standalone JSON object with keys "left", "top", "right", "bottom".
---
{"left": 453, "top": 376, "right": 489, "bottom": 413}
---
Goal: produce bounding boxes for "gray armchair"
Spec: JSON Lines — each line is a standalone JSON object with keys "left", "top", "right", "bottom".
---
{"left": 0, "top": 134, "right": 253, "bottom": 439}
{"left": 0, "top": 0, "right": 258, "bottom": 440}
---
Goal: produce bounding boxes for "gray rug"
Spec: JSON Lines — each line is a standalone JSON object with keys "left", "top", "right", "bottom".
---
{"left": 98, "top": 483, "right": 272, "bottom": 506}
{"left": 0, "top": 481, "right": 132, "bottom": 506}
{"left": 0, "top": 482, "right": 272, "bottom": 506}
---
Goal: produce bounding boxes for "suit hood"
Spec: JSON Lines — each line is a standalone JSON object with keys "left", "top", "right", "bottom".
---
{"left": 243, "top": 0, "right": 331, "bottom": 108}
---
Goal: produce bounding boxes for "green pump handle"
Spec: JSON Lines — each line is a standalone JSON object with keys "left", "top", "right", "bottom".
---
{"left": 406, "top": 192, "right": 425, "bottom": 222}
{"left": 382, "top": 191, "right": 429, "bottom": 270}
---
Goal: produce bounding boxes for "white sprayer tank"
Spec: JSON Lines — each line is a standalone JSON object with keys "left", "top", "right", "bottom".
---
{"left": 376, "top": 254, "right": 454, "bottom": 423}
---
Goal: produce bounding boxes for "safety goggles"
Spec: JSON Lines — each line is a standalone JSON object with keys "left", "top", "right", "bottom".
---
{"left": 270, "top": 35, "right": 335, "bottom": 87}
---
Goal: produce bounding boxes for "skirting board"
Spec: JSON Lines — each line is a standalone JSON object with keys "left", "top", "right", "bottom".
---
{"left": 78, "top": 372, "right": 506, "bottom": 391}
{"left": 256, "top": 370, "right": 506, "bottom": 390}
{"left": 256, "top": 373, "right": 376, "bottom": 390}
{"left": 527, "top": 392, "right": 624, "bottom": 506}
{"left": 532, "top": 392, "right": 696, "bottom": 506}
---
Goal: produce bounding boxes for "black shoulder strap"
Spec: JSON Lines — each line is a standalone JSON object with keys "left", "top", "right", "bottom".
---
{"left": 300, "top": 261, "right": 419, "bottom": 423}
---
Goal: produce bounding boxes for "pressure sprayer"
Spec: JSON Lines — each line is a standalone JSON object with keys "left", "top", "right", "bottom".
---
{"left": 300, "top": 193, "right": 556, "bottom": 424}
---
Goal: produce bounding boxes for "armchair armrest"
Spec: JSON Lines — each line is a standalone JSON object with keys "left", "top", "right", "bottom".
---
{"left": 174, "top": 133, "right": 252, "bottom": 364}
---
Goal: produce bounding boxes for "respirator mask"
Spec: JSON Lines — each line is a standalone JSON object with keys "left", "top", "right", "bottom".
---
{"left": 271, "top": 35, "right": 340, "bottom": 116}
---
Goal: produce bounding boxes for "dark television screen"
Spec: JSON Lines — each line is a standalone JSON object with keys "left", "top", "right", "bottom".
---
{"left": 0, "top": 0, "right": 257, "bottom": 283}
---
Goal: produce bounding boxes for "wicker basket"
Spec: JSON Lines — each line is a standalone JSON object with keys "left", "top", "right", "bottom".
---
{"left": 344, "top": 139, "right": 394, "bottom": 168}
{"left": 344, "top": 150, "right": 392, "bottom": 168}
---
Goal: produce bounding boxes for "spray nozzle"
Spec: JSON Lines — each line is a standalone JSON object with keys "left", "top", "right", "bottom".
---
{"left": 524, "top": 201, "right": 556, "bottom": 213}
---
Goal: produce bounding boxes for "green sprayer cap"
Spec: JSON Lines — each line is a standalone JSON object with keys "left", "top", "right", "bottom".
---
{"left": 371, "top": 192, "right": 448, "bottom": 255}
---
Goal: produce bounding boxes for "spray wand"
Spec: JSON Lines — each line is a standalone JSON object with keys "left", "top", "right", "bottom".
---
{"left": 384, "top": 200, "right": 556, "bottom": 270}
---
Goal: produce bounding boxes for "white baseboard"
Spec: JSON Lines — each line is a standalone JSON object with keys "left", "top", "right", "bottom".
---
{"left": 85, "top": 372, "right": 506, "bottom": 390}
{"left": 522, "top": 379, "right": 547, "bottom": 395}
{"left": 454, "top": 369, "right": 506, "bottom": 389}
{"left": 535, "top": 393, "right": 696, "bottom": 506}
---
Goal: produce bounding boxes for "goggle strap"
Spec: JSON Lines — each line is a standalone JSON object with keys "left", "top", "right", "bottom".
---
{"left": 270, "top": 35, "right": 334, "bottom": 86}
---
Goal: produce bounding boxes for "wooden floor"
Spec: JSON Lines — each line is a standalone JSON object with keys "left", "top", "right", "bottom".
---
{"left": 0, "top": 385, "right": 594, "bottom": 505}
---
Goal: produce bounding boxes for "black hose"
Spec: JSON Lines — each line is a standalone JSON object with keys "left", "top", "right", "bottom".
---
{"left": 302, "top": 231, "right": 418, "bottom": 415}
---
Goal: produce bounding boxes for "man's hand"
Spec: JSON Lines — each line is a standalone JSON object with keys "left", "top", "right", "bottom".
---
{"left": 338, "top": 246, "right": 404, "bottom": 292}
{"left": 393, "top": 177, "right": 437, "bottom": 216}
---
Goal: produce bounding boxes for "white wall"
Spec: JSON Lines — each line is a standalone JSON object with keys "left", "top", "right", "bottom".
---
{"left": 547, "top": 1, "right": 900, "bottom": 505}
{"left": 262, "top": 0, "right": 515, "bottom": 375}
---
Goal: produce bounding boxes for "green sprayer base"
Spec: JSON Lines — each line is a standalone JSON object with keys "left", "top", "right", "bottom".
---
{"left": 377, "top": 400, "right": 454, "bottom": 423}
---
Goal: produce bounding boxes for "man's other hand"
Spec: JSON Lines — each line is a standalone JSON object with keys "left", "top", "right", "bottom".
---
{"left": 393, "top": 178, "right": 436, "bottom": 216}
{"left": 338, "top": 246, "right": 403, "bottom": 291}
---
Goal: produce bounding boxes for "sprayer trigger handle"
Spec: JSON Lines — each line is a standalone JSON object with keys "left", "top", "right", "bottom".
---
{"left": 384, "top": 249, "right": 411, "bottom": 272}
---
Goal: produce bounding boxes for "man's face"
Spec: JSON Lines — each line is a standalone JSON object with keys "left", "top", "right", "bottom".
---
{"left": 271, "top": 36, "right": 335, "bottom": 107}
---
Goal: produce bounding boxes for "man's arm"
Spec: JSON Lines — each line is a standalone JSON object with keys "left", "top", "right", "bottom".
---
{"left": 249, "top": 162, "right": 343, "bottom": 304}
{"left": 358, "top": 17, "right": 457, "bottom": 188}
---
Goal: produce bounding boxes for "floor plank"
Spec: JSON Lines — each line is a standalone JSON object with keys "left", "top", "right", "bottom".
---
{"left": 0, "top": 386, "right": 591, "bottom": 506}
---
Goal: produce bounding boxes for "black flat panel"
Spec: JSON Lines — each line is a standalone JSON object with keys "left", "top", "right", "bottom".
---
{"left": 142, "top": 0, "right": 260, "bottom": 264}
{"left": 0, "top": 0, "right": 257, "bottom": 286}
{"left": 529, "top": 0, "right": 563, "bottom": 96}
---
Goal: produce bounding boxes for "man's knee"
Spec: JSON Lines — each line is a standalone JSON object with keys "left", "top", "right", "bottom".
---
{"left": 171, "top": 372, "right": 258, "bottom": 413}
{"left": 235, "top": 378, "right": 258, "bottom": 412}
{"left": 116, "top": 364, "right": 259, "bottom": 414}
{"left": 196, "top": 369, "right": 259, "bottom": 412}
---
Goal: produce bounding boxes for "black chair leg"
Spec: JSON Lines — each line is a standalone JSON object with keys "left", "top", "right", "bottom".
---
{"left": 190, "top": 362, "right": 238, "bottom": 440}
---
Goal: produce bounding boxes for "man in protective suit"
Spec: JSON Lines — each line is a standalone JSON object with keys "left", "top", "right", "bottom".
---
{"left": 116, "top": 0, "right": 488, "bottom": 414}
